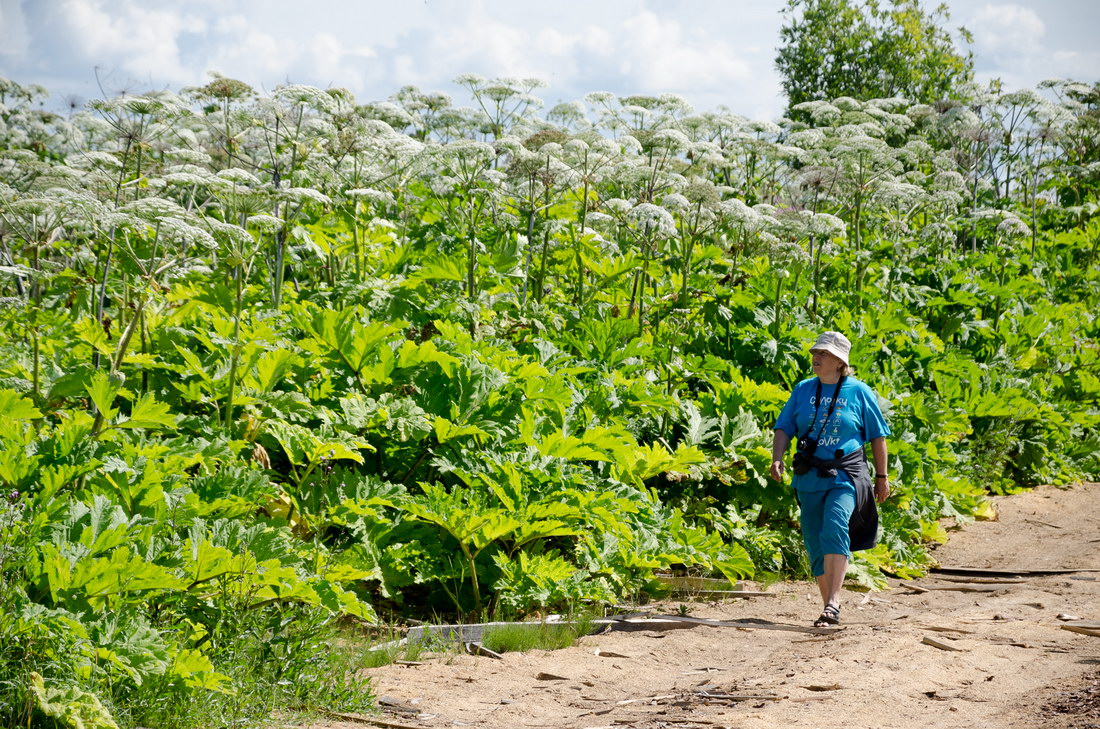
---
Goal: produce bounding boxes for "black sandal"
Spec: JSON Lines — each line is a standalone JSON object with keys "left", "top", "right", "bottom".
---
{"left": 814, "top": 603, "right": 840, "bottom": 627}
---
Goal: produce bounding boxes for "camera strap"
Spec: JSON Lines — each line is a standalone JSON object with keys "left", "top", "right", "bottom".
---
{"left": 800, "top": 376, "right": 845, "bottom": 446}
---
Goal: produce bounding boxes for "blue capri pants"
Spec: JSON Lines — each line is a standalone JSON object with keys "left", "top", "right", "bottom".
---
{"left": 797, "top": 480, "right": 856, "bottom": 577}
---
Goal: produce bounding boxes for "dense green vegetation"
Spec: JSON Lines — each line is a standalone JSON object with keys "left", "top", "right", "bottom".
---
{"left": 0, "top": 70, "right": 1098, "bottom": 727}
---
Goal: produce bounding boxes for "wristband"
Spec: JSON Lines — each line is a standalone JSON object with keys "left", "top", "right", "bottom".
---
{"left": 875, "top": 474, "right": 888, "bottom": 480}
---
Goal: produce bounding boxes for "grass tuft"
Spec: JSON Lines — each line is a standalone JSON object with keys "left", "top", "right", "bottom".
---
{"left": 481, "top": 617, "right": 593, "bottom": 654}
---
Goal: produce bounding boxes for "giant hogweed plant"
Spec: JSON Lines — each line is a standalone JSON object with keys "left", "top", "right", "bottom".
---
{"left": 1, "top": 72, "right": 1100, "bottom": 726}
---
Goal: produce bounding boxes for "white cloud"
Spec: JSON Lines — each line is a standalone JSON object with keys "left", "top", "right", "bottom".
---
{"left": 615, "top": 11, "right": 752, "bottom": 92}
{"left": 0, "top": 0, "right": 30, "bottom": 58}
{"left": 206, "top": 15, "right": 288, "bottom": 83}
{"left": 1049, "top": 50, "right": 1100, "bottom": 82}
{"left": 306, "top": 33, "right": 376, "bottom": 91}
{"left": 59, "top": 0, "right": 206, "bottom": 84}
{"left": 960, "top": 2, "right": 1098, "bottom": 92}
{"left": 967, "top": 3, "right": 1045, "bottom": 55}
{"left": 361, "top": 7, "right": 760, "bottom": 114}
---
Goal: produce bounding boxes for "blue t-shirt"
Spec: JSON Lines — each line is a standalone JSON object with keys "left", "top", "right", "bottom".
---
{"left": 774, "top": 377, "right": 891, "bottom": 492}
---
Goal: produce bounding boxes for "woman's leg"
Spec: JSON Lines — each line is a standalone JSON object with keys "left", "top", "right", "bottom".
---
{"left": 818, "top": 553, "right": 848, "bottom": 607}
{"left": 818, "top": 482, "right": 857, "bottom": 608}
{"left": 798, "top": 489, "right": 827, "bottom": 581}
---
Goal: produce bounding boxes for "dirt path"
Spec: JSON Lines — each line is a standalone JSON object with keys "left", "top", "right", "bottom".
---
{"left": 316, "top": 482, "right": 1100, "bottom": 729}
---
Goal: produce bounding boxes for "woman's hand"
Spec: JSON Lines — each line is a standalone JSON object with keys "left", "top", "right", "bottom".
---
{"left": 770, "top": 431, "right": 791, "bottom": 483}
{"left": 874, "top": 477, "right": 890, "bottom": 503}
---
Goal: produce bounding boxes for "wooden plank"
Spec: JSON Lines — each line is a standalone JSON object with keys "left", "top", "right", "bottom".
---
{"left": 922, "top": 636, "right": 966, "bottom": 652}
{"left": 320, "top": 712, "right": 422, "bottom": 729}
{"left": 610, "top": 614, "right": 839, "bottom": 635}
{"left": 616, "top": 694, "right": 676, "bottom": 705}
{"left": 400, "top": 612, "right": 838, "bottom": 649}
{"left": 697, "top": 691, "right": 782, "bottom": 702}
{"left": 1023, "top": 518, "right": 1063, "bottom": 529}
{"left": 919, "top": 625, "right": 975, "bottom": 635}
{"left": 900, "top": 582, "right": 1004, "bottom": 593}
{"left": 377, "top": 696, "right": 419, "bottom": 715}
{"left": 465, "top": 642, "right": 503, "bottom": 659}
{"left": 1061, "top": 625, "right": 1100, "bottom": 638}
{"left": 608, "top": 618, "right": 701, "bottom": 632}
{"left": 935, "top": 576, "right": 1026, "bottom": 585}
{"left": 406, "top": 619, "right": 600, "bottom": 646}
{"left": 932, "top": 566, "right": 1100, "bottom": 577}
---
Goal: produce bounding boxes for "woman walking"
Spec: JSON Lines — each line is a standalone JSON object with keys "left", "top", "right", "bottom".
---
{"left": 770, "top": 331, "right": 891, "bottom": 627}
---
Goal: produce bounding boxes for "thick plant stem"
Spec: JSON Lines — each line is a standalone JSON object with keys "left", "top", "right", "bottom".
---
{"left": 771, "top": 276, "right": 784, "bottom": 339}
{"left": 31, "top": 318, "right": 40, "bottom": 401}
{"left": 462, "top": 544, "right": 482, "bottom": 616}
{"left": 90, "top": 294, "right": 147, "bottom": 438}
{"left": 536, "top": 229, "right": 550, "bottom": 303}
{"left": 110, "top": 295, "right": 146, "bottom": 375}
{"left": 93, "top": 230, "right": 116, "bottom": 371}
{"left": 574, "top": 153, "right": 590, "bottom": 315}
{"left": 467, "top": 227, "right": 478, "bottom": 336}
{"left": 273, "top": 227, "right": 286, "bottom": 309}
{"left": 30, "top": 241, "right": 41, "bottom": 400}
{"left": 520, "top": 207, "right": 535, "bottom": 305}
{"left": 223, "top": 269, "right": 244, "bottom": 430}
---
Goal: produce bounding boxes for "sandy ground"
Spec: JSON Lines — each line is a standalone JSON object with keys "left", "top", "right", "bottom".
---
{"left": 313, "top": 482, "right": 1100, "bottom": 729}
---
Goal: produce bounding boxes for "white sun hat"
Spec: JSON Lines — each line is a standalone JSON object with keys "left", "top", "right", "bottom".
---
{"left": 809, "top": 331, "right": 851, "bottom": 366}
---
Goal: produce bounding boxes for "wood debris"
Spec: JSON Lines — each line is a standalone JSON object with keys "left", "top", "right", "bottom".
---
{"left": 1024, "top": 518, "right": 1064, "bottom": 529}
{"left": 465, "top": 642, "right": 503, "bottom": 659}
{"left": 616, "top": 693, "right": 676, "bottom": 705}
{"left": 320, "top": 711, "right": 424, "bottom": 729}
{"left": 696, "top": 690, "right": 782, "bottom": 702}
{"left": 922, "top": 636, "right": 967, "bottom": 652}
{"left": 936, "top": 576, "right": 1026, "bottom": 584}
{"left": 377, "top": 696, "right": 420, "bottom": 714}
{"left": 919, "top": 625, "right": 974, "bottom": 635}
{"left": 610, "top": 614, "right": 840, "bottom": 635}
{"left": 931, "top": 566, "right": 1100, "bottom": 577}
{"left": 681, "top": 667, "right": 729, "bottom": 674}
{"left": 900, "top": 581, "right": 1005, "bottom": 593}
{"left": 791, "top": 633, "right": 846, "bottom": 643}
{"left": 1061, "top": 622, "right": 1100, "bottom": 638}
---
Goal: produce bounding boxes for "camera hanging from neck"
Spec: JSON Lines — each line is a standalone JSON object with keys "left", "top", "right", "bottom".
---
{"left": 800, "top": 375, "right": 846, "bottom": 450}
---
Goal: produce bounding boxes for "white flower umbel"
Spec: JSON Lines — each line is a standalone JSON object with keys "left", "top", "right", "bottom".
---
{"left": 996, "top": 216, "right": 1032, "bottom": 240}
{"left": 628, "top": 203, "right": 678, "bottom": 239}
{"left": 246, "top": 214, "right": 285, "bottom": 232}
{"left": 217, "top": 168, "right": 262, "bottom": 186}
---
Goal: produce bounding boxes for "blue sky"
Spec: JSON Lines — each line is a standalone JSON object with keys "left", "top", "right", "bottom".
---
{"left": 1, "top": 0, "right": 1097, "bottom": 120}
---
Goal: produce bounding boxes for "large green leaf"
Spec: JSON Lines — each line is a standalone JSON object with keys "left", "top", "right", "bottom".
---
{"left": 30, "top": 672, "right": 119, "bottom": 729}
{"left": 0, "top": 388, "right": 42, "bottom": 420}
{"left": 116, "top": 393, "right": 175, "bottom": 430}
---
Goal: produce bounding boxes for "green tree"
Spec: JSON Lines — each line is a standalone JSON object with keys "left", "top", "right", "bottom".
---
{"left": 775, "top": 0, "right": 974, "bottom": 109}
